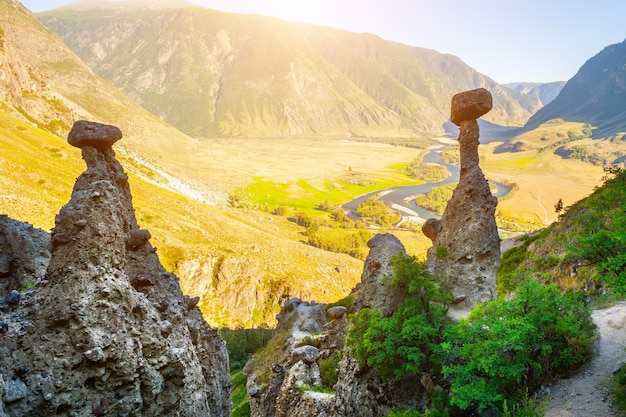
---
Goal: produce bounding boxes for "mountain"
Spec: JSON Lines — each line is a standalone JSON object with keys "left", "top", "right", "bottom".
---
{"left": 0, "top": 0, "right": 366, "bottom": 328}
{"left": 37, "top": 0, "right": 541, "bottom": 138}
{"left": 504, "top": 81, "right": 566, "bottom": 107}
{"left": 523, "top": 38, "right": 626, "bottom": 138}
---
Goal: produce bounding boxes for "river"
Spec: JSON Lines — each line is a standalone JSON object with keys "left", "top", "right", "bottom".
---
{"left": 342, "top": 145, "right": 511, "bottom": 222}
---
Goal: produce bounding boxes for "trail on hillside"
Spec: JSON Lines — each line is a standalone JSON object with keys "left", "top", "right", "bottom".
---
{"left": 544, "top": 302, "right": 626, "bottom": 417}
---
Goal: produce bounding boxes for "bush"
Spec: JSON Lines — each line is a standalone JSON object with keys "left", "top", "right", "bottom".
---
{"left": 346, "top": 255, "right": 451, "bottom": 380}
{"left": 346, "top": 257, "right": 595, "bottom": 416}
{"left": 319, "top": 355, "right": 339, "bottom": 388}
{"left": 356, "top": 195, "right": 401, "bottom": 227}
{"left": 440, "top": 280, "right": 595, "bottom": 414}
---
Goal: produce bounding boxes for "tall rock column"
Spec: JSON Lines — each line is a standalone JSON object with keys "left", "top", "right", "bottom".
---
{"left": 423, "top": 88, "right": 500, "bottom": 320}
{"left": 0, "top": 121, "right": 231, "bottom": 417}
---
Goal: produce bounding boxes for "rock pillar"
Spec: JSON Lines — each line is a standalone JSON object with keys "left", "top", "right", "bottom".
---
{"left": 423, "top": 89, "right": 500, "bottom": 320}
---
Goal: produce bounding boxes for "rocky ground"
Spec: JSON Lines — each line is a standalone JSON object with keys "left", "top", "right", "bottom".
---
{"left": 544, "top": 301, "right": 626, "bottom": 417}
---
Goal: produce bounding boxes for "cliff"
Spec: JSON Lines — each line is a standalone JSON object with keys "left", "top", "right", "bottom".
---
{"left": 0, "top": 121, "right": 231, "bottom": 416}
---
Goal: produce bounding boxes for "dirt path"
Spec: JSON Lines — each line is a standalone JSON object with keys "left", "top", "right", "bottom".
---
{"left": 544, "top": 302, "right": 626, "bottom": 417}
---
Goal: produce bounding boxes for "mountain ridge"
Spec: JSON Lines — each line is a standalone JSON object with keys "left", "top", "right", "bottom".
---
{"left": 523, "top": 38, "right": 626, "bottom": 138}
{"left": 37, "top": 4, "right": 543, "bottom": 138}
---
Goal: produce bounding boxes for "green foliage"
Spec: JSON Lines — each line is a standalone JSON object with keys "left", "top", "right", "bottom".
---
{"left": 435, "top": 245, "right": 451, "bottom": 260}
{"left": 347, "top": 255, "right": 451, "bottom": 381}
{"left": 385, "top": 409, "right": 423, "bottom": 417}
{"left": 230, "top": 370, "right": 251, "bottom": 417}
{"left": 415, "top": 183, "right": 457, "bottom": 215}
{"left": 496, "top": 226, "right": 554, "bottom": 294}
{"left": 307, "top": 229, "right": 371, "bottom": 260}
{"left": 319, "top": 355, "right": 339, "bottom": 388}
{"left": 502, "top": 391, "right": 546, "bottom": 417}
{"left": 568, "top": 165, "right": 626, "bottom": 293}
{"left": 356, "top": 195, "right": 401, "bottom": 227}
{"left": 407, "top": 160, "right": 449, "bottom": 182}
{"left": 609, "top": 362, "right": 626, "bottom": 415}
{"left": 347, "top": 254, "right": 595, "bottom": 416}
{"left": 440, "top": 280, "right": 595, "bottom": 414}
{"left": 326, "top": 294, "right": 354, "bottom": 312}
{"left": 219, "top": 328, "right": 274, "bottom": 371}
{"left": 297, "top": 335, "right": 322, "bottom": 349}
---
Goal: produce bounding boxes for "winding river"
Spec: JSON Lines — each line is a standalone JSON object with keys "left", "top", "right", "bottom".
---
{"left": 342, "top": 146, "right": 511, "bottom": 222}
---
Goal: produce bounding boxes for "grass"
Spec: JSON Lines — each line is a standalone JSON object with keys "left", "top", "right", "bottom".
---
{"left": 230, "top": 370, "right": 250, "bottom": 417}
{"left": 481, "top": 137, "right": 605, "bottom": 226}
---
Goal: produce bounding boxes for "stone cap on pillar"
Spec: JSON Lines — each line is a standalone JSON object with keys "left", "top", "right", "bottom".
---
{"left": 450, "top": 88, "right": 492, "bottom": 126}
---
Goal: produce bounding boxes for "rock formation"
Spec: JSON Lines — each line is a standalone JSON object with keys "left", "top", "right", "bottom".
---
{"left": 423, "top": 88, "right": 500, "bottom": 320}
{"left": 245, "top": 234, "right": 426, "bottom": 417}
{"left": 332, "top": 234, "right": 424, "bottom": 417}
{"left": 0, "top": 121, "right": 231, "bottom": 416}
{"left": 0, "top": 216, "right": 50, "bottom": 297}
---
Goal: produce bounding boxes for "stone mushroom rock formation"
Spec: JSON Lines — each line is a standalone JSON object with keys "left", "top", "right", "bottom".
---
{"left": 0, "top": 121, "right": 231, "bottom": 416}
{"left": 423, "top": 88, "right": 500, "bottom": 320}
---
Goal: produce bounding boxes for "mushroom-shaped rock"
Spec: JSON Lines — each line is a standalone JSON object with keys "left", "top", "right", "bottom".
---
{"left": 68, "top": 120, "right": 123, "bottom": 150}
{"left": 450, "top": 88, "right": 492, "bottom": 126}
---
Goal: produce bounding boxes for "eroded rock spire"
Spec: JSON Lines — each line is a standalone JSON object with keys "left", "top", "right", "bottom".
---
{"left": 423, "top": 88, "right": 500, "bottom": 320}
{"left": 0, "top": 121, "right": 231, "bottom": 417}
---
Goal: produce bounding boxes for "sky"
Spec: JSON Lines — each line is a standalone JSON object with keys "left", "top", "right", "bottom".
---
{"left": 20, "top": 0, "right": 626, "bottom": 84}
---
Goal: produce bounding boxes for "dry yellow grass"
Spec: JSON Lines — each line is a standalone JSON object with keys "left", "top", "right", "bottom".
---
{"left": 480, "top": 144, "right": 605, "bottom": 225}
{"left": 178, "top": 138, "right": 423, "bottom": 190}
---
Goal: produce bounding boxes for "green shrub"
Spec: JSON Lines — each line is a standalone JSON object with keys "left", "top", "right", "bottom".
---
{"left": 319, "top": 355, "right": 339, "bottom": 388}
{"left": 502, "top": 390, "right": 546, "bottom": 417}
{"left": 568, "top": 165, "right": 626, "bottom": 293}
{"left": 346, "top": 255, "right": 451, "bottom": 380}
{"left": 325, "top": 294, "right": 354, "bottom": 312}
{"left": 346, "top": 257, "right": 595, "bottom": 416}
{"left": 609, "top": 361, "right": 626, "bottom": 415}
{"left": 440, "top": 280, "right": 595, "bottom": 414}
{"left": 219, "top": 328, "right": 273, "bottom": 371}
{"left": 356, "top": 195, "right": 401, "bottom": 227}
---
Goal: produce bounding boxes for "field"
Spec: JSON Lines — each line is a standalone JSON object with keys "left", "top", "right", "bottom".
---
{"left": 0, "top": 114, "right": 610, "bottom": 326}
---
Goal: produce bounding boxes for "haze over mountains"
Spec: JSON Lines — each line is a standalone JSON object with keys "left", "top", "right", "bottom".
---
{"left": 37, "top": 0, "right": 548, "bottom": 138}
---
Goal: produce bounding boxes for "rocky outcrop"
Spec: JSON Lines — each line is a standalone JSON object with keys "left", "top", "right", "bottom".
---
{"left": 0, "top": 121, "right": 230, "bottom": 416}
{"left": 247, "top": 298, "right": 333, "bottom": 417}
{"left": 423, "top": 88, "right": 500, "bottom": 320}
{"left": 0, "top": 215, "right": 50, "bottom": 296}
{"left": 332, "top": 234, "right": 424, "bottom": 417}
{"left": 246, "top": 234, "right": 425, "bottom": 417}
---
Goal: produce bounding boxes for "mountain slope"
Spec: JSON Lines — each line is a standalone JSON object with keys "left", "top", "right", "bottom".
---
{"left": 504, "top": 81, "right": 566, "bottom": 107}
{"left": 0, "top": 0, "right": 366, "bottom": 327}
{"left": 523, "top": 38, "right": 626, "bottom": 138}
{"left": 37, "top": 0, "right": 540, "bottom": 138}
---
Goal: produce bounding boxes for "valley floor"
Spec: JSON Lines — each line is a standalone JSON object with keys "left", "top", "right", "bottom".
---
{"left": 544, "top": 301, "right": 626, "bottom": 417}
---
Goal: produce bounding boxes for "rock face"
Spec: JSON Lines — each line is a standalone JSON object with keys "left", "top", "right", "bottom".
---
{"left": 0, "top": 215, "right": 50, "bottom": 296}
{"left": 246, "top": 234, "right": 425, "bottom": 417}
{"left": 423, "top": 88, "right": 500, "bottom": 320}
{"left": 0, "top": 121, "right": 231, "bottom": 416}
{"left": 332, "top": 234, "right": 424, "bottom": 417}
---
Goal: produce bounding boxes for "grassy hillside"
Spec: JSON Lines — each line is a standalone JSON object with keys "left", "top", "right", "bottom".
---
{"left": 498, "top": 165, "right": 626, "bottom": 296}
